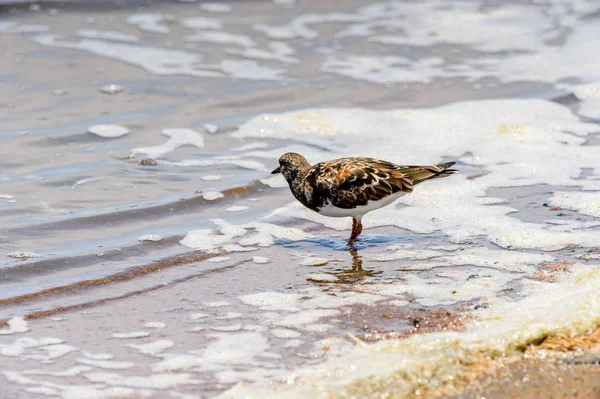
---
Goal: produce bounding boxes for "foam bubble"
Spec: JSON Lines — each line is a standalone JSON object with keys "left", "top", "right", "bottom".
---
{"left": 33, "top": 35, "right": 221, "bottom": 78}
{"left": 138, "top": 235, "right": 163, "bottom": 242}
{"left": 201, "top": 175, "right": 222, "bottom": 181}
{"left": 306, "top": 273, "right": 338, "bottom": 282}
{"left": 181, "top": 219, "right": 313, "bottom": 252}
{"left": 212, "top": 324, "right": 242, "bottom": 332}
{"left": 0, "top": 317, "right": 29, "bottom": 335}
{"left": 7, "top": 252, "right": 41, "bottom": 259}
{"left": 226, "top": 205, "right": 250, "bottom": 212}
{"left": 550, "top": 191, "right": 600, "bottom": 218}
{"left": 260, "top": 174, "right": 287, "bottom": 188}
{"left": 180, "top": 17, "right": 222, "bottom": 30}
{"left": 202, "top": 191, "right": 224, "bottom": 201}
{"left": 200, "top": 3, "right": 232, "bottom": 13}
{"left": 132, "top": 128, "right": 204, "bottom": 159}
{"left": 111, "top": 331, "right": 150, "bottom": 339}
{"left": 204, "top": 301, "right": 230, "bottom": 308}
{"left": 126, "top": 13, "right": 171, "bottom": 34}
{"left": 299, "top": 257, "right": 329, "bottom": 266}
{"left": 125, "top": 340, "right": 174, "bottom": 357}
{"left": 252, "top": 256, "right": 270, "bottom": 264}
{"left": 226, "top": 41, "right": 298, "bottom": 64}
{"left": 0, "top": 337, "right": 62, "bottom": 357}
{"left": 76, "top": 358, "right": 135, "bottom": 369}
{"left": 84, "top": 371, "right": 197, "bottom": 389}
{"left": 270, "top": 328, "right": 301, "bottom": 339}
{"left": 77, "top": 29, "right": 139, "bottom": 42}
{"left": 144, "top": 322, "right": 166, "bottom": 329}
{"left": 185, "top": 30, "right": 255, "bottom": 47}
{"left": 204, "top": 123, "right": 219, "bottom": 134}
{"left": 220, "top": 59, "right": 284, "bottom": 81}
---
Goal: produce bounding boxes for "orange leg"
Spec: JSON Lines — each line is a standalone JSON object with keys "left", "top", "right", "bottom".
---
{"left": 347, "top": 218, "right": 363, "bottom": 246}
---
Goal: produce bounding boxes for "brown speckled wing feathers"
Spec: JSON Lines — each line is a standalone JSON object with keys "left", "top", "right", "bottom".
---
{"left": 305, "top": 158, "right": 455, "bottom": 210}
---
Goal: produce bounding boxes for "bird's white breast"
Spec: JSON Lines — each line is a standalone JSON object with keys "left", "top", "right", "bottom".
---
{"left": 317, "top": 191, "right": 407, "bottom": 219}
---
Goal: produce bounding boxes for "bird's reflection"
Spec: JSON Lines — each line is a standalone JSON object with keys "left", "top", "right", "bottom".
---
{"left": 329, "top": 248, "right": 383, "bottom": 284}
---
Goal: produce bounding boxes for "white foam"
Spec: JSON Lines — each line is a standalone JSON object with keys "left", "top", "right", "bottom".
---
{"left": 188, "top": 332, "right": 275, "bottom": 373}
{"left": 84, "top": 371, "right": 197, "bottom": 389}
{"left": 76, "top": 358, "right": 135, "bottom": 369}
{"left": 0, "top": 317, "right": 29, "bottom": 335}
{"left": 226, "top": 42, "right": 298, "bottom": 64}
{"left": 0, "top": 22, "right": 49, "bottom": 33}
{"left": 204, "top": 301, "right": 230, "bottom": 308}
{"left": 181, "top": 17, "right": 222, "bottom": 30}
{"left": 77, "top": 29, "right": 139, "bottom": 42}
{"left": 239, "top": 292, "right": 304, "bottom": 312}
{"left": 201, "top": 175, "right": 222, "bottom": 181}
{"left": 550, "top": 191, "right": 600, "bottom": 218}
{"left": 126, "top": 13, "right": 171, "bottom": 34}
{"left": 185, "top": 30, "right": 255, "bottom": 47}
{"left": 260, "top": 174, "right": 287, "bottom": 188}
{"left": 578, "top": 98, "right": 600, "bottom": 119}
{"left": 200, "top": 3, "right": 232, "bottom": 13}
{"left": 276, "top": 309, "right": 340, "bottom": 328}
{"left": 100, "top": 84, "right": 124, "bottom": 94}
{"left": 7, "top": 252, "right": 41, "bottom": 259}
{"left": 181, "top": 219, "right": 313, "bottom": 253}
{"left": 26, "top": 366, "right": 93, "bottom": 377}
{"left": 306, "top": 273, "right": 338, "bottom": 283}
{"left": 322, "top": 55, "right": 447, "bottom": 84}
{"left": 270, "top": 328, "right": 301, "bottom": 339}
{"left": 111, "top": 331, "right": 150, "bottom": 339}
{"left": 0, "top": 194, "right": 14, "bottom": 199}
{"left": 212, "top": 324, "right": 242, "bottom": 332}
{"left": 132, "top": 128, "right": 204, "bottom": 159}
{"left": 33, "top": 35, "right": 221, "bottom": 78}
{"left": 228, "top": 267, "right": 600, "bottom": 398}
{"left": 299, "top": 257, "right": 329, "bottom": 266}
{"left": 204, "top": 123, "right": 219, "bottom": 134}
{"left": 0, "top": 337, "right": 62, "bottom": 357}
{"left": 138, "top": 235, "right": 163, "bottom": 242}
{"left": 81, "top": 351, "right": 113, "bottom": 360}
{"left": 217, "top": 312, "right": 242, "bottom": 320}
{"left": 231, "top": 142, "right": 269, "bottom": 152}
{"left": 252, "top": 256, "right": 270, "bottom": 264}
{"left": 24, "top": 344, "right": 78, "bottom": 360}
{"left": 190, "top": 313, "right": 209, "bottom": 320}
{"left": 220, "top": 59, "right": 284, "bottom": 81}
{"left": 207, "top": 256, "right": 231, "bottom": 263}
{"left": 144, "top": 322, "right": 166, "bottom": 329}
{"left": 226, "top": 205, "right": 250, "bottom": 213}
{"left": 169, "top": 158, "right": 268, "bottom": 171}
{"left": 152, "top": 355, "right": 201, "bottom": 372}
{"left": 253, "top": 12, "right": 363, "bottom": 40}
{"left": 125, "top": 340, "right": 174, "bottom": 357}
{"left": 202, "top": 191, "right": 224, "bottom": 201}
{"left": 234, "top": 100, "right": 600, "bottom": 251}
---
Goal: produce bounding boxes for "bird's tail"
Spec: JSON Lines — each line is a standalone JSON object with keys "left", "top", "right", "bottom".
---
{"left": 405, "top": 162, "right": 457, "bottom": 185}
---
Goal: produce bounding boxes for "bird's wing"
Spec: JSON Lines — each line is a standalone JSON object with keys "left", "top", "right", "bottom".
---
{"left": 307, "top": 157, "right": 415, "bottom": 209}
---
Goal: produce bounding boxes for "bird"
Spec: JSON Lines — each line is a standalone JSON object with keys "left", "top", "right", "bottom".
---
{"left": 271, "top": 152, "right": 456, "bottom": 246}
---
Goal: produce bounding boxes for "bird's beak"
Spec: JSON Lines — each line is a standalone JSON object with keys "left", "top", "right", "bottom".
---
{"left": 271, "top": 166, "right": 281, "bottom": 174}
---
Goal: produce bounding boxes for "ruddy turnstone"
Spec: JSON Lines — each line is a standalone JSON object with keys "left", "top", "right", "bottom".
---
{"left": 272, "top": 152, "right": 456, "bottom": 246}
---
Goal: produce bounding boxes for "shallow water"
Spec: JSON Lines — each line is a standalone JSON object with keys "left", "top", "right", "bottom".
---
{"left": 1, "top": 0, "right": 600, "bottom": 398}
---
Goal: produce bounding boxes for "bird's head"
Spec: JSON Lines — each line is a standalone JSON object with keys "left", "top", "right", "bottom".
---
{"left": 271, "top": 152, "right": 311, "bottom": 182}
